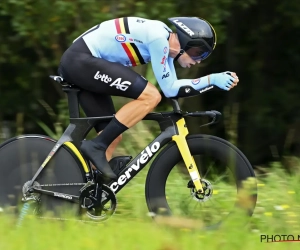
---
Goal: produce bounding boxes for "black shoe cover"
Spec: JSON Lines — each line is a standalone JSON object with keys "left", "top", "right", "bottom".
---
{"left": 80, "top": 140, "right": 117, "bottom": 180}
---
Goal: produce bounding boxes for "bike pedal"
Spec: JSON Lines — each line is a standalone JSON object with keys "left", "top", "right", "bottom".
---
{"left": 109, "top": 156, "right": 132, "bottom": 175}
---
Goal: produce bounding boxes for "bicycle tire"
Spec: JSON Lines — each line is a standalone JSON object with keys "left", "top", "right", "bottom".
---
{"left": 0, "top": 134, "right": 86, "bottom": 217}
{"left": 145, "top": 134, "right": 257, "bottom": 229}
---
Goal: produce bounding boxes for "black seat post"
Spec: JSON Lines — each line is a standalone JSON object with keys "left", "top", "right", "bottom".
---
{"left": 62, "top": 87, "right": 81, "bottom": 118}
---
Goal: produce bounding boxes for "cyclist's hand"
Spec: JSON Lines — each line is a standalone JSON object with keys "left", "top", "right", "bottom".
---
{"left": 210, "top": 71, "right": 239, "bottom": 91}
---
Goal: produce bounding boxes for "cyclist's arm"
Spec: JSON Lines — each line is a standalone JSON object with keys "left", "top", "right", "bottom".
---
{"left": 148, "top": 38, "right": 210, "bottom": 98}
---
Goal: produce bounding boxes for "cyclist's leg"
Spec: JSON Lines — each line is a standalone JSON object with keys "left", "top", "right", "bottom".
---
{"left": 97, "top": 131, "right": 122, "bottom": 161}
{"left": 77, "top": 84, "right": 161, "bottom": 164}
{"left": 78, "top": 90, "right": 122, "bottom": 161}
{"left": 83, "top": 82, "right": 161, "bottom": 180}
{"left": 115, "top": 82, "right": 161, "bottom": 127}
{"left": 59, "top": 38, "right": 161, "bottom": 179}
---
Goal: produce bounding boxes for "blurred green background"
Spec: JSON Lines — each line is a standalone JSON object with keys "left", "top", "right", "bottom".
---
{"left": 1, "top": 1, "right": 300, "bottom": 249}
{"left": 0, "top": 0, "right": 299, "bottom": 169}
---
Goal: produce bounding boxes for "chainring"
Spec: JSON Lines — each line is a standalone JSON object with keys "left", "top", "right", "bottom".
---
{"left": 79, "top": 183, "right": 117, "bottom": 222}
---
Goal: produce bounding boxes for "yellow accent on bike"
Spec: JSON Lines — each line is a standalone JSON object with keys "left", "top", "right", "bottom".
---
{"left": 41, "top": 156, "right": 51, "bottom": 168}
{"left": 64, "top": 142, "right": 90, "bottom": 173}
{"left": 172, "top": 118, "right": 203, "bottom": 193}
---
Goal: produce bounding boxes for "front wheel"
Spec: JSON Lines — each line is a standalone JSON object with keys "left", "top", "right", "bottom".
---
{"left": 145, "top": 134, "right": 257, "bottom": 229}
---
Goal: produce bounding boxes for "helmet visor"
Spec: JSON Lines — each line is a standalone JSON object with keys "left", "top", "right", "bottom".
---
{"left": 185, "top": 40, "right": 213, "bottom": 61}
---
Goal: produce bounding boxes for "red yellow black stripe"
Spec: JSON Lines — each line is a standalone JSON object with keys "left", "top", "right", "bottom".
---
{"left": 115, "top": 17, "right": 145, "bottom": 66}
{"left": 130, "top": 43, "right": 145, "bottom": 65}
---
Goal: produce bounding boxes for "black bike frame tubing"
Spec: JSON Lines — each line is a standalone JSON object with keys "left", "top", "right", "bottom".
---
{"left": 26, "top": 82, "right": 221, "bottom": 202}
{"left": 107, "top": 125, "right": 176, "bottom": 194}
{"left": 29, "top": 112, "right": 182, "bottom": 194}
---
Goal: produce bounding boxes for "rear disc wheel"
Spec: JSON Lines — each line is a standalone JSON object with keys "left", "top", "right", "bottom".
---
{"left": 0, "top": 135, "right": 86, "bottom": 219}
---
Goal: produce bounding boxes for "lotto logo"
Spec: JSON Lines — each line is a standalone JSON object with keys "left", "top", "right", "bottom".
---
{"left": 110, "top": 78, "right": 131, "bottom": 91}
{"left": 115, "top": 34, "right": 126, "bottom": 42}
{"left": 94, "top": 71, "right": 112, "bottom": 83}
{"left": 94, "top": 71, "right": 131, "bottom": 91}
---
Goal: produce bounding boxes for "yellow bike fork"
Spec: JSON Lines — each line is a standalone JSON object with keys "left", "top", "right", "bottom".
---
{"left": 172, "top": 118, "right": 204, "bottom": 193}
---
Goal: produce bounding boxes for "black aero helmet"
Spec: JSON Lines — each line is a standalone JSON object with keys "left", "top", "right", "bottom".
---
{"left": 168, "top": 17, "right": 217, "bottom": 60}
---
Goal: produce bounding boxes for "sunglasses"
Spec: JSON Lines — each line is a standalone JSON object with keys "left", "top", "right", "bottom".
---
{"left": 185, "top": 40, "right": 213, "bottom": 61}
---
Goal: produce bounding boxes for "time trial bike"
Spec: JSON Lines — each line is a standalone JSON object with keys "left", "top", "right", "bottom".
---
{"left": 0, "top": 75, "right": 257, "bottom": 229}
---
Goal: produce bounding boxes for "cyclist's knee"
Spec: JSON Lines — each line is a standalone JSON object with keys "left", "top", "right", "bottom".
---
{"left": 138, "top": 82, "right": 161, "bottom": 108}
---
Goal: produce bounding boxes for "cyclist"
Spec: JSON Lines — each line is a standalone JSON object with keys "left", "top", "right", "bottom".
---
{"left": 58, "top": 16, "right": 239, "bottom": 180}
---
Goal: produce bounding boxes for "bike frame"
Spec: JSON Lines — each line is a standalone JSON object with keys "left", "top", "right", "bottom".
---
{"left": 28, "top": 82, "right": 221, "bottom": 203}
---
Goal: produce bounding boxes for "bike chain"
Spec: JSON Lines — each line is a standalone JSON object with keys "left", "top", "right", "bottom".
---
{"left": 40, "top": 183, "right": 86, "bottom": 187}
{"left": 36, "top": 182, "right": 116, "bottom": 223}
